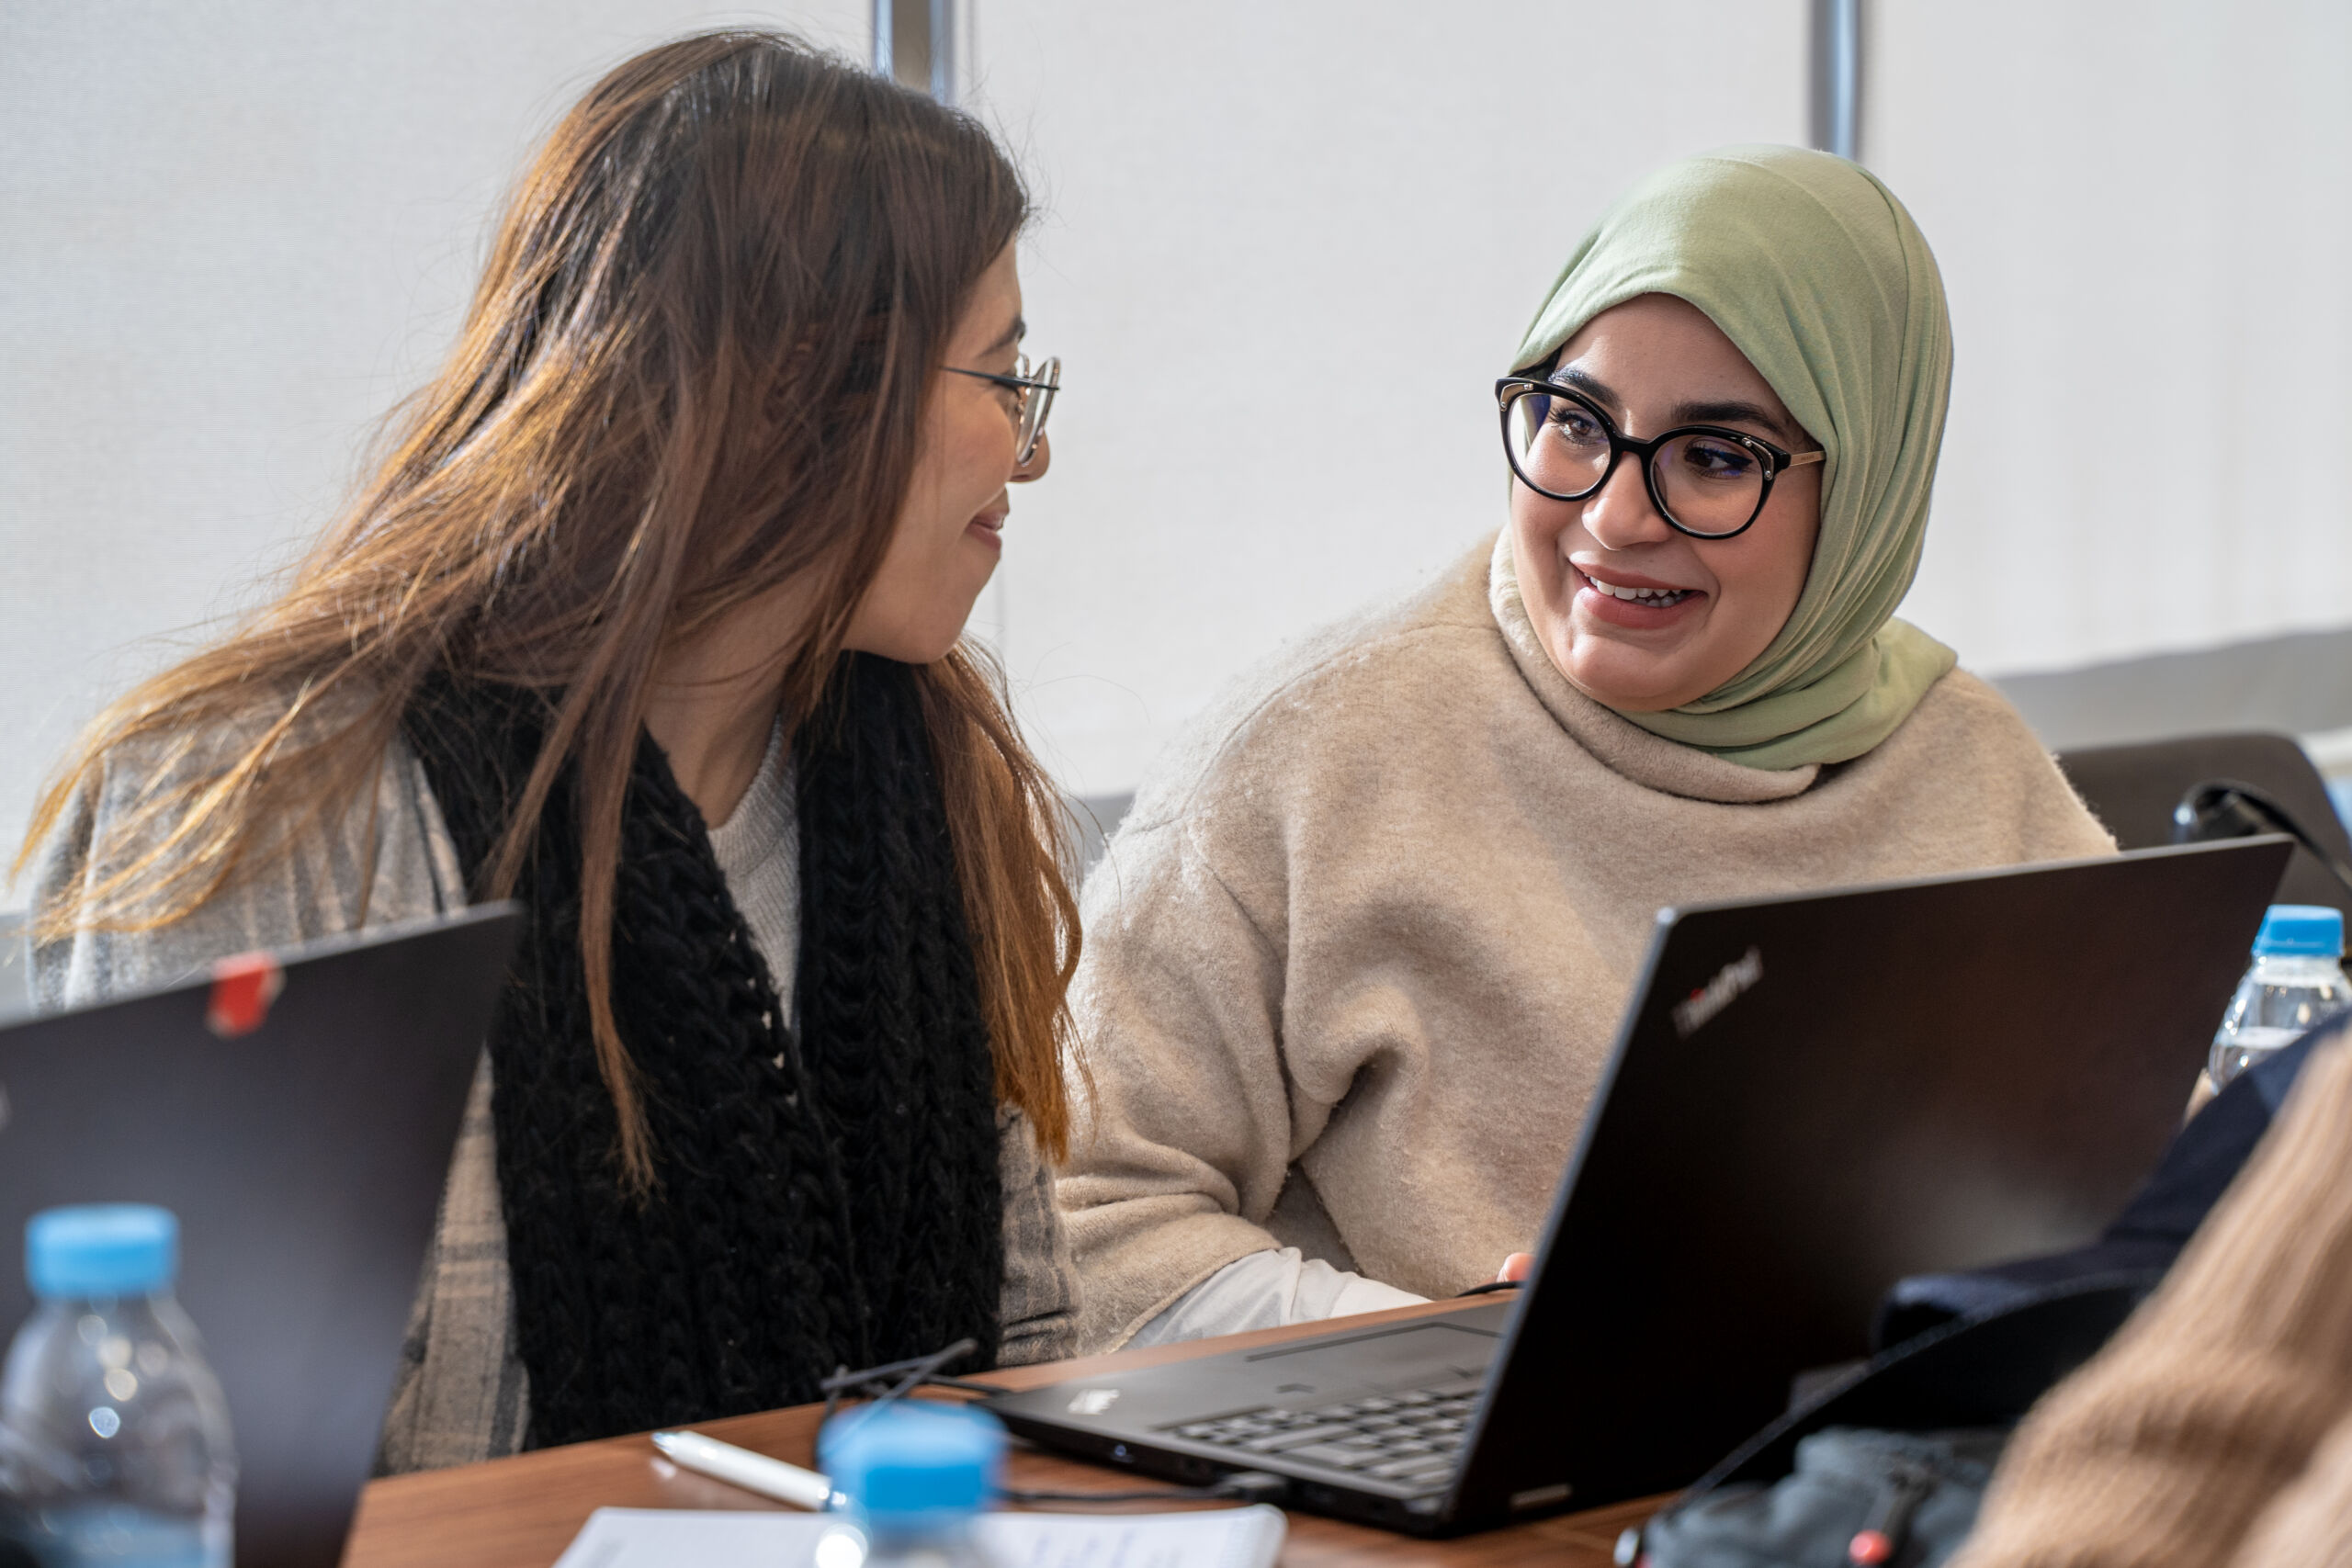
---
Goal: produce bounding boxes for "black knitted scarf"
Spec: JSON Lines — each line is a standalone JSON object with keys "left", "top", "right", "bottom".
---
{"left": 401, "top": 654, "right": 1004, "bottom": 1449}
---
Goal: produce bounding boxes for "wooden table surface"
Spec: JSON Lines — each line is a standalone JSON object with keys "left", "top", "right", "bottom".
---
{"left": 344, "top": 1299, "right": 1665, "bottom": 1568}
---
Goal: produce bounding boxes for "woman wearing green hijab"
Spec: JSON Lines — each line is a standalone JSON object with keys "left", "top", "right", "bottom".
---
{"left": 1057, "top": 148, "right": 2113, "bottom": 1352}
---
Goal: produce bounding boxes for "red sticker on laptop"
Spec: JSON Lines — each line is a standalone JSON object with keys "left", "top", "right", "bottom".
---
{"left": 207, "top": 953, "right": 285, "bottom": 1038}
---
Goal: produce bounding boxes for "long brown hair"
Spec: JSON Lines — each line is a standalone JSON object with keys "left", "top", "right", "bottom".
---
{"left": 14, "top": 30, "right": 1081, "bottom": 1182}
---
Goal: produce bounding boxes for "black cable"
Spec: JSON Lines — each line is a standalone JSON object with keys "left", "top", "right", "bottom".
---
{"left": 2174, "top": 781, "right": 2352, "bottom": 898}
{"left": 997, "top": 1471, "right": 1290, "bottom": 1507}
{"left": 998, "top": 1488, "right": 1223, "bottom": 1505}
{"left": 820, "top": 1338, "right": 979, "bottom": 1398}
{"left": 1454, "top": 1278, "right": 1522, "bottom": 1297}
{"left": 820, "top": 1338, "right": 981, "bottom": 1427}
{"left": 816, "top": 1341, "right": 1295, "bottom": 1510}
{"left": 821, "top": 1364, "right": 851, "bottom": 1427}
{"left": 916, "top": 1374, "right": 1001, "bottom": 1395}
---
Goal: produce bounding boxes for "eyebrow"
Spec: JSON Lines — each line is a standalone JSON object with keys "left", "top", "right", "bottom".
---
{"left": 1551, "top": 365, "right": 1800, "bottom": 446}
{"left": 1672, "top": 399, "right": 1800, "bottom": 446}
{"left": 1552, "top": 365, "right": 1621, "bottom": 410}
{"left": 981, "top": 314, "right": 1026, "bottom": 357}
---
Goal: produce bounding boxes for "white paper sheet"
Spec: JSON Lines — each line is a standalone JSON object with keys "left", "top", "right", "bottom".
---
{"left": 551, "top": 1505, "right": 1288, "bottom": 1568}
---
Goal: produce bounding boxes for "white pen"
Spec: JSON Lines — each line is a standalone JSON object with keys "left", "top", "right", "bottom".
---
{"left": 650, "top": 1428, "right": 845, "bottom": 1511}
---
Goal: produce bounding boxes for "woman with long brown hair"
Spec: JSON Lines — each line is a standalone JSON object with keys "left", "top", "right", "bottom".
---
{"left": 15, "top": 30, "right": 1080, "bottom": 1471}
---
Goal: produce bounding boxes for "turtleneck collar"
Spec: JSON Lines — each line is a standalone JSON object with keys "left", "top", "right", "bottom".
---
{"left": 1484, "top": 530, "right": 1821, "bottom": 806}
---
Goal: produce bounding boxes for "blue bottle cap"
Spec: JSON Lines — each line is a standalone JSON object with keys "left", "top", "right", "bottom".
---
{"left": 2255, "top": 904, "right": 2345, "bottom": 959}
{"left": 26, "top": 1205, "right": 178, "bottom": 1300}
{"left": 820, "top": 1403, "right": 1005, "bottom": 1523}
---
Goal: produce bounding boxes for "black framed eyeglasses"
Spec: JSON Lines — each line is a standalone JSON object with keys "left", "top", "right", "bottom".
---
{"left": 944, "top": 353, "right": 1060, "bottom": 467}
{"left": 1495, "top": 377, "right": 1824, "bottom": 540}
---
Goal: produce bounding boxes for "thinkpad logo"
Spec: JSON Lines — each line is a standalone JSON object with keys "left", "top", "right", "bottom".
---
{"left": 1672, "top": 946, "right": 1763, "bottom": 1038}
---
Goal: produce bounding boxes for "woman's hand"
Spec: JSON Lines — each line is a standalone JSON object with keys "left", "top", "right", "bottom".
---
{"left": 1497, "top": 1252, "right": 1534, "bottom": 1283}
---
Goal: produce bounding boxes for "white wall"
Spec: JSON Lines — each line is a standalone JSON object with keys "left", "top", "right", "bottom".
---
{"left": 0, "top": 1, "right": 865, "bottom": 874}
{"left": 9, "top": 1, "right": 2346, "bottom": 869}
{"left": 0, "top": 0, "right": 1807, "bottom": 864}
{"left": 972, "top": 1, "right": 2352, "bottom": 795}
{"left": 967, "top": 2, "right": 1807, "bottom": 797}
{"left": 1875, "top": 0, "right": 2352, "bottom": 677}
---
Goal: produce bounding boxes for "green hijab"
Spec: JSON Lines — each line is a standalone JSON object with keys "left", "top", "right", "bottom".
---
{"left": 1511, "top": 145, "right": 1956, "bottom": 772}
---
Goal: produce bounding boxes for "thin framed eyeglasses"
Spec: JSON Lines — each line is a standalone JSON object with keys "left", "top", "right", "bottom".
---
{"left": 944, "top": 353, "right": 1060, "bottom": 467}
{"left": 1495, "top": 377, "right": 1824, "bottom": 541}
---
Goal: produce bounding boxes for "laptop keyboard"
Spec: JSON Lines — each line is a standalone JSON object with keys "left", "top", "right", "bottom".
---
{"left": 1163, "top": 1382, "right": 1480, "bottom": 1486}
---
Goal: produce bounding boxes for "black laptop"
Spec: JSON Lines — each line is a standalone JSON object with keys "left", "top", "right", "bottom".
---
{"left": 989, "top": 839, "right": 2291, "bottom": 1535}
{"left": 0, "top": 906, "right": 519, "bottom": 1567}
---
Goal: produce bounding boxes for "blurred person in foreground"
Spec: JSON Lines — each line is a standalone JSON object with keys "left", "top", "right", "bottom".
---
{"left": 1058, "top": 147, "right": 2114, "bottom": 1351}
{"left": 17, "top": 32, "right": 1081, "bottom": 1469}
{"left": 1953, "top": 1018, "right": 2352, "bottom": 1567}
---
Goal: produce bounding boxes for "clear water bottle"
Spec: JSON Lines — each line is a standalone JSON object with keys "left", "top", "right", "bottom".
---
{"left": 813, "top": 1403, "right": 1005, "bottom": 1568}
{"left": 2210, "top": 905, "right": 2352, "bottom": 1091}
{"left": 0, "top": 1207, "right": 234, "bottom": 1568}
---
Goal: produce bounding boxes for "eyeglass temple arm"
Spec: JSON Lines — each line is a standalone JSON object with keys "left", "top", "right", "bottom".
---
{"left": 818, "top": 1337, "right": 980, "bottom": 1395}
{"left": 816, "top": 1337, "right": 983, "bottom": 1425}
{"left": 943, "top": 365, "right": 1056, "bottom": 392}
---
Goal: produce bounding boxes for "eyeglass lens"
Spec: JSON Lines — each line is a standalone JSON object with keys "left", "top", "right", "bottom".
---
{"left": 1504, "top": 389, "right": 1768, "bottom": 537}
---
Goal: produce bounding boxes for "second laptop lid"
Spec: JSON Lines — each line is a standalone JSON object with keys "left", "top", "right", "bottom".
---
{"left": 0, "top": 906, "right": 519, "bottom": 1568}
{"left": 1454, "top": 837, "right": 2290, "bottom": 1520}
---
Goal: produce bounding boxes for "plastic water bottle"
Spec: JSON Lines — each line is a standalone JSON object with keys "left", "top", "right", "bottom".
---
{"left": 813, "top": 1403, "right": 1005, "bottom": 1568}
{"left": 0, "top": 1207, "right": 235, "bottom": 1567}
{"left": 2210, "top": 905, "right": 2352, "bottom": 1091}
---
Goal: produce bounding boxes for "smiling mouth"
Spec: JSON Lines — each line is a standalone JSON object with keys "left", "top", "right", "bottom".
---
{"left": 1577, "top": 569, "right": 1697, "bottom": 608}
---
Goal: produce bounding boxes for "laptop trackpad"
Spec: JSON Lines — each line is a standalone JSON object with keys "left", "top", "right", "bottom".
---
{"left": 1001, "top": 1312, "right": 1511, "bottom": 1437}
{"left": 1237, "top": 1319, "right": 1500, "bottom": 1402}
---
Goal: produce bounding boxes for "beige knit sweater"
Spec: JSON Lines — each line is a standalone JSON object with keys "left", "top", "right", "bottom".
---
{"left": 1954, "top": 1025, "right": 2352, "bottom": 1568}
{"left": 1058, "top": 532, "right": 2117, "bottom": 1351}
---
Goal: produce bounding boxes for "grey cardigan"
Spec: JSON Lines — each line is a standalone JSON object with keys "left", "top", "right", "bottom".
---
{"left": 28, "top": 728, "right": 1080, "bottom": 1472}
